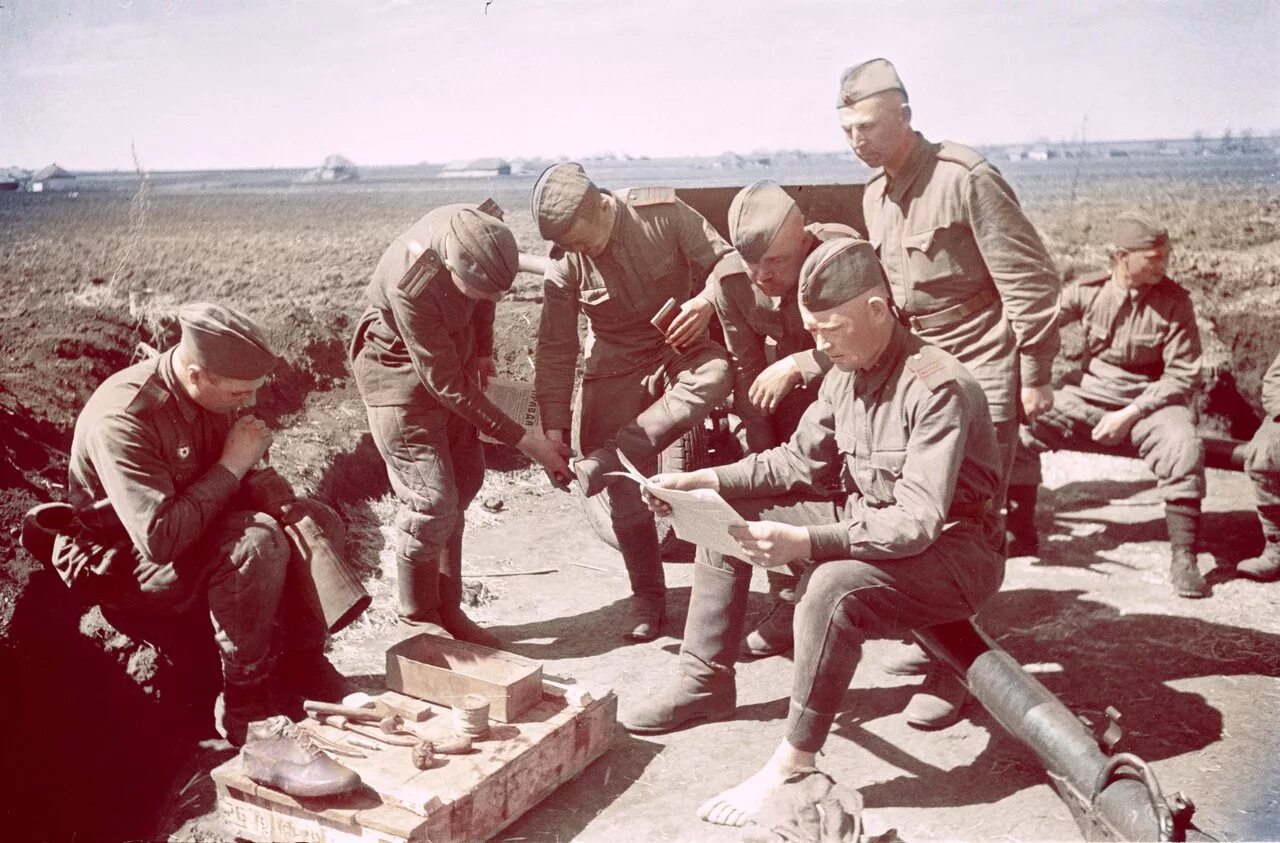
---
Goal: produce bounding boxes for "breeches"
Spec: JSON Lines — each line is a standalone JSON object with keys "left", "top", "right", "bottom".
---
{"left": 1012, "top": 385, "right": 1205, "bottom": 501}
{"left": 1246, "top": 418, "right": 1280, "bottom": 535}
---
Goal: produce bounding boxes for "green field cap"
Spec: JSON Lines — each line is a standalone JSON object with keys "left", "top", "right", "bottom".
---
{"left": 532, "top": 162, "right": 594, "bottom": 240}
{"left": 1112, "top": 213, "right": 1169, "bottom": 250}
{"left": 447, "top": 207, "right": 518, "bottom": 295}
{"left": 728, "top": 180, "right": 800, "bottom": 263}
{"left": 178, "top": 302, "right": 278, "bottom": 380}
{"left": 837, "top": 58, "right": 908, "bottom": 108}
{"left": 799, "top": 237, "right": 887, "bottom": 312}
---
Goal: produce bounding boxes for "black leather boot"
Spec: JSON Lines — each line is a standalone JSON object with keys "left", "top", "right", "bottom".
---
{"left": 1005, "top": 484, "right": 1040, "bottom": 557}
{"left": 620, "top": 561, "right": 751, "bottom": 733}
{"left": 615, "top": 520, "right": 667, "bottom": 642}
{"left": 437, "top": 523, "right": 501, "bottom": 649}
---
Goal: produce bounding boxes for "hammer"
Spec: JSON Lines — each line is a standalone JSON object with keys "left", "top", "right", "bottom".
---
{"left": 304, "top": 700, "right": 403, "bottom": 733}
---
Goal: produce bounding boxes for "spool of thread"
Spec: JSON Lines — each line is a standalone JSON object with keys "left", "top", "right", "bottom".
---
{"left": 452, "top": 694, "right": 490, "bottom": 737}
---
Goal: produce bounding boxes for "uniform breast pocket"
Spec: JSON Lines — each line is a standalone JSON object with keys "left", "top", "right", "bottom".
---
{"left": 1128, "top": 331, "right": 1164, "bottom": 366}
{"left": 864, "top": 449, "right": 906, "bottom": 504}
{"left": 904, "top": 225, "right": 980, "bottom": 289}
{"left": 579, "top": 285, "right": 618, "bottom": 319}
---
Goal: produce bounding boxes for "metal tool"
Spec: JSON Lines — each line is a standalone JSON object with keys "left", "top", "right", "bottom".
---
{"left": 310, "top": 713, "right": 420, "bottom": 747}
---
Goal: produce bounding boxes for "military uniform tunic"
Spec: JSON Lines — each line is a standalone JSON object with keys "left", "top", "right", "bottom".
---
{"left": 707, "top": 322, "right": 1005, "bottom": 752}
{"left": 862, "top": 133, "right": 1061, "bottom": 425}
{"left": 1014, "top": 271, "right": 1206, "bottom": 501}
{"left": 351, "top": 204, "right": 521, "bottom": 576}
{"left": 702, "top": 223, "right": 854, "bottom": 451}
{"left": 1245, "top": 350, "right": 1280, "bottom": 542}
{"left": 535, "top": 187, "right": 733, "bottom": 528}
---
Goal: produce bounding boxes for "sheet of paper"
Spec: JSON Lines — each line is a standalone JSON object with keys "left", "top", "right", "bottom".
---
{"left": 479, "top": 377, "right": 542, "bottom": 444}
{"left": 611, "top": 451, "right": 747, "bottom": 557}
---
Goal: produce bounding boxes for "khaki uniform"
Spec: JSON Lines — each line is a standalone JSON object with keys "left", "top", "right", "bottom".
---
{"left": 535, "top": 187, "right": 733, "bottom": 528}
{"left": 351, "top": 205, "right": 522, "bottom": 619}
{"left": 862, "top": 132, "right": 1061, "bottom": 509}
{"left": 1245, "top": 351, "right": 1280, "bottom": 544}
{"left": 64, "top": 351, "right": 329, "bottom": 684}
{"left": 1012, "top": 271, "right": 1205, "bottom": 502}
{"left": 702, "top": 223, "right": 854, "bottom": 452}
{"left": 707, "top": 323, "right": 1004, "bottom": 752}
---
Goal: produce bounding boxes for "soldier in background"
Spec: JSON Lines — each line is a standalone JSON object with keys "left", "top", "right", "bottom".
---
{"left": 1238, "top": 350, "right": 1280, "bottom": 581}
{"left": 621, "top": 238, "right": 1004, "bottom": 829}
{"left": 532, "top": 162, "right": 732, "bottom": 642}
{"left": 1011, "top": 214, "right": 1208, "bottom": 597}
{"left": 351, "top": 204, "right": 573, "bottom": 648}
{"left": 837, "top": 57, "right": 1061, "bottom": 727}
{"left": 62, "top": 303, "right": 349, "bottom": 745}
{"left": 695, "top": 180, "right": 855, "bottom": 659}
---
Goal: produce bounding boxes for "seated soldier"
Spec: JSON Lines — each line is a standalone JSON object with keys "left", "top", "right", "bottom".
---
{"left": 694, "top": 180, "right": 854, "bottom": 659}
{"left": 532, "top": 162, "right": 733, "bottom": 642}
{"left": 60, "top": 303, "right": 349, "bottom": 745}
{"left": 1009, "top": 213, "right": 1209, "bottom": 598}
{"left": 621, "top": 238, "right": 1005, "bottom": 829}
{"left": 1240, "top": 349, "right": 1280, "bottom": 581}
{"left": 351, "top": 204, "right": 573, "bottom": 647}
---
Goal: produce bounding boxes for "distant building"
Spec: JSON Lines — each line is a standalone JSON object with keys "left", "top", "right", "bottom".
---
{"left": 29, "top": 163, "right": 76, "bottom": 192}
{"left": 0, "top": 167, "right": 28, "bottom": 191}
{"left": 438, "top": 158, "right": 511, "bottom": 178}
{"left": 298, "top": 154, "right": 359, "bottom": 183}
{"left": 1025, "top": 147, "right": 1058, "bottom": 161}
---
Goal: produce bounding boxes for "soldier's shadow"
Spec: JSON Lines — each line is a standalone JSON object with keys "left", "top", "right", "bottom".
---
{"left": 1029, "top": 478, "right": 1264, "bottom": 580}
{"left": 492, "top": 586, "right": 696, "bottom": 660}
{"left": 824, "top": 588, "right": 1280, "bottom": 813}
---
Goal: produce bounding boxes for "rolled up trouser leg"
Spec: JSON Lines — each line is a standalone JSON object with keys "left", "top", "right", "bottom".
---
{"left": 620, "top": 553, "right": 752, "bottom": 732}
{"left": 787, "top": 524, "right": 1002, "bottom": 754}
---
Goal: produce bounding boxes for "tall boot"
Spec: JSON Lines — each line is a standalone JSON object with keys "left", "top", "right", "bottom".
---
{"left": 396, "top": 556, "right": 451, "bottom": 639}
{"left": 1239, "top": 495, "right": 1280, "bottom": 581}
{"left": 437, "top": 522, "right": 501, "bottom": 649}
{"left": 217, "top": 674, "right": 273, "bottom": 747}
{"left": 1005, "top": 483, "right": 1040, "bottom": 557}
{"left": 620, "top": 561, "right": 751, "bottom": 733}
{"left": 615, "top": 520, "right": 667, "bottom": 642}
{"left": 1167, "top": 500, "right": 1209, "bottom": 598}
{"left": 740, "top": 568, "right": 799, "bottom": 659}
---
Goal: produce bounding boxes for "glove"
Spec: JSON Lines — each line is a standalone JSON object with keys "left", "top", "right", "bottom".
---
{"left": 741, "top": 767, "right": 864, "bottom": 843}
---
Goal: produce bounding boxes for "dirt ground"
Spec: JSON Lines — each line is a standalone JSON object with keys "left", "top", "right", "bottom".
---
{"left": 2, "top": 158, "right": 1278, "bottom": 841}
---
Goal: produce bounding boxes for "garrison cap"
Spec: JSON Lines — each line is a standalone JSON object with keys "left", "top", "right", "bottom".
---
{"left": 1111, "top": 213, "right": 1169, "bottom": 251}
{"left": 727, "top": 180, "right": 801, "bottom": 263}
{"left": 532, "top": 162, "right": 596, "bottom": 240}
{"left": 798, "top": 237, "right": 887, "bottom": 312}
{"left": 837, "top": 58, "right": 908, "bottom": 108}
{"left": 445, "top": 207, "right": 518, "bottom": 296}
{"left": 178, "top": 302, "right": 278, "bottom": 380}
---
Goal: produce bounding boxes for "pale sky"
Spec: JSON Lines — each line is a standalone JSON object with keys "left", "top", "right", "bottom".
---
{"left": 1, "top": 0, "right": 1276, "bottom": 171}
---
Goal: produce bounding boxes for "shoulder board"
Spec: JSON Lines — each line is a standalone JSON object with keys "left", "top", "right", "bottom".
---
{"left": 476, "top": 197, "right": 504, "bottom": 221}
{"left": 125, "top": 370, "right": 171, "bottom": 415}
{"left": 808, "top": 222, "right": 860, "bottom": 242}
{"left": 397, "top": 244, "right": 445, "bottom": 298}
{"left": 622, "top": 185, "right": 677, "bottom": 207}
{"left": 713, "top": 251, "right": 750, "bottom": 282}
{"left": 904, "top": 346, "right": 957, "bottom": 391}
{"left": 935, "top": 141, "right": 986, "bottom": 170}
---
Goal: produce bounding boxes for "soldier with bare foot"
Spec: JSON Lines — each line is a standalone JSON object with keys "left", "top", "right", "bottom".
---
{"left": 620, "top": 238, "right": 1005, "bottom": 829}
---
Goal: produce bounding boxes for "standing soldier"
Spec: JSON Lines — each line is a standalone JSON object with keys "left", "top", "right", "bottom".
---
{"left": 696, "top": 180, "right": 855, "bottom": 659}
{"left": 61, "top": 303, "right": 350, "bottom": 745}
{"left": 1240, "top": 350, "right": 1280, "bottom": 581}
{"left": 621, "top": 239, "right": 1005, "bottom": 830}
{"left": 533, "top": 162, "right": 733, "bottom": 642}
{"left": 1010, "top": 214, "right": 1208, "bottom": 597}
{"left": 837, "top": 58, "right": 1061, "bottom": 726}
{"left": 351, "top": 204, "right": 573, "bottom": 647}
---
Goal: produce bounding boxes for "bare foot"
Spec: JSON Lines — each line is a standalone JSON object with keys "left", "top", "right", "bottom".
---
{"left": 697, "top": 766, "right": 791, "bottom": 827}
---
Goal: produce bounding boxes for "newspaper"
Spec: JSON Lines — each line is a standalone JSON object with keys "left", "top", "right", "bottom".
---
{"left": 607, "top": 451, "right": 748, "bottom": 557}
{"left": 479, "top": 377, "right": 542, "bottom": 444}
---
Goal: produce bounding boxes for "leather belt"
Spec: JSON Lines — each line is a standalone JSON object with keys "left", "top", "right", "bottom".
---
{"left": 908, "top": 287, "right": 999, "bottom": 332}
{"left": 948, "top": 499, "right": 991, "bottom": 520}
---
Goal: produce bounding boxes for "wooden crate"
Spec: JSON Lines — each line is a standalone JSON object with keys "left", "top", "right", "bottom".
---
{"left": 212, "top": 682, "right": 615, "bottom": 843}
{"left": 386, "top": 633, "right": 544, "bottom": 723}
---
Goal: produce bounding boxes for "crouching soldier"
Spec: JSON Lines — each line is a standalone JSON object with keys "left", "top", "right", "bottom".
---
{"left": 62, "top": 303, "right": 350, "bottom": 745}
{"left": 1010, "top": 213, "right": 1209, "bottom": 597}
{"left": 1240, "top": 350, "right": 1280, "bottom": 581}
{"left": 352, "top": 204, "right": 573, "bottom": 647}
{"left": 532, "top": 163, "right": 732, "bottom": 642}
{"left": 621, "top": 238, "right": 1005, "bottom": 830}
{"left": 693, "top": 180, "right": 854, "bottom": 659}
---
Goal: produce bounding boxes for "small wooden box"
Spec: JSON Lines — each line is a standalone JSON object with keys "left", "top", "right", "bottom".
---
{"left": 385, "top": 633, "right": 543, "bottom": 723}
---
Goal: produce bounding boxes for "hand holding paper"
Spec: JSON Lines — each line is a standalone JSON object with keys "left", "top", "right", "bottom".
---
{"left": 610, "top": 452, "right": 749, "bottom": 558}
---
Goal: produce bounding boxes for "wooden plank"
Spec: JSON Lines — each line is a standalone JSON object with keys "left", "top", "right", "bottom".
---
{"left": 386, "top": 633, "right": 544, "bottom": 723}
